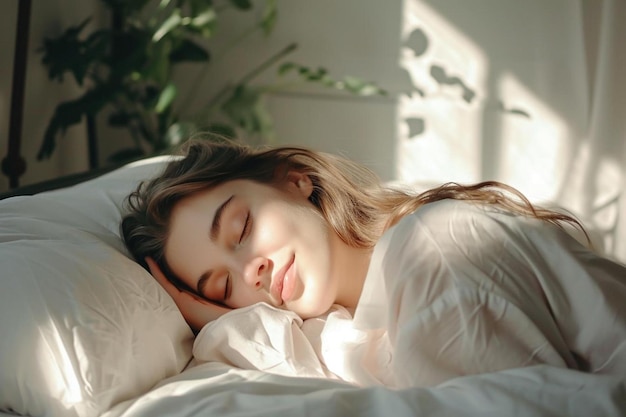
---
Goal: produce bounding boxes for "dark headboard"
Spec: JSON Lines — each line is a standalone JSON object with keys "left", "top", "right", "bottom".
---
{"left": 0, "top": 1, "right": 123, "bottom": 200}
{"left": 2, "top": 0, "right": 31, "bottom": 189}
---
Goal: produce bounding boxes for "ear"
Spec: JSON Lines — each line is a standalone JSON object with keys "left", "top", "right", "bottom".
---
{"left": 285, "top": 171, "right": 314, "bottom": 199}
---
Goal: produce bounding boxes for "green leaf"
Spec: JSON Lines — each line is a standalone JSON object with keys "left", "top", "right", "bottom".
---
{"left": 187, "top": 7, "right": 217, "bottom": 38}
{"left": 84, "top": 29, "right": 110, "bottom": 60}
{"left": 306, "top": 67, "right": 327, "bottom": 81}
{"left": 108, "top": 27, "right": 151, "bottom": 81}
{"left": 278, "top": 62, "right": 297, "bottom": 75}
{"left": 221, "top": 85, "right": 258, "bottom": 129}
{"left": 140, "top": 39, "right": 172, "bottom": 85}
{"left": 221, "top": 85, "right": 273, "bottom": 137}
{"left": 187, "top": 0, "right": 214, "bottom": 15}
{"left": 342, "top": 76, "right": 387, "bottom": 96}
{"left": 158, "top": 0, "right": 173, "bottom": 9}
{"left": 108, "top": 110, "right": 138, "bottom": 127}
{"left": 230, "top": 0, "right": 252, "bottom": 10}
{"left": 163, "top": 121, "right": 198, "bottom": 147}
{"left": 39, "top": 18, "right": 94, "bottom": 85}
{"left": 169, "top": 38, "right": 210, "bottom": 62}
{"left": 155, "top": 83, "right": 178, "bottom": 113}
{"left": 278, "top": 63, "right": 327, "bottom": 81}
{"left": 108, "top": 111, "right": 130, "bottom": 127}
{"left": 153, "top": 9, "right": 182, "bottom": 42}
{"left": 277, "top": 63, "right": 387, "bottom": 97}
{"left": 38, "top": 86, "right": 113, "bottom": 160}
{"left": 38, "top": 108, "right": 82, "bottom": 160}
{"left": 261, "top": 0, "right": 278, "bottom": 35}
{"left": 144, "top": 85, "right": 162, "bottom": 103}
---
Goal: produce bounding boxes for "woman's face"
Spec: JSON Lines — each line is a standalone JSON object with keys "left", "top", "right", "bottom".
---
{"left": 164, "top": 173, "right": 342, "bottom": 319}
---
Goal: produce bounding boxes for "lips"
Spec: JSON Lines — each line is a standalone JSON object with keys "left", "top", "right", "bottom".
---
{"left": 271, "top": 254, "right": 295, "bottom": 305}
{"left": 281, "top": 258, "right": 297, "bottom": 302}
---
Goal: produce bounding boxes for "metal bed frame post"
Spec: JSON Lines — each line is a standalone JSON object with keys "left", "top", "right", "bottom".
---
{"left": 2, "top": 0, "right": 31, "bottom": 189}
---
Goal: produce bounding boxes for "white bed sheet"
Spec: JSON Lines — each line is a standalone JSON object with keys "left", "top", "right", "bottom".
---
{"left": 356, "top": 200, "right": 626, "bottom": 386}
{"left": 4, "top": 155, "right": 624, "bottom": 417}
{"left": 103, "top": 362, "right": 625, "bottom": 417}
{"left": 101, "top": 198, "right": 626, "bottom": 417}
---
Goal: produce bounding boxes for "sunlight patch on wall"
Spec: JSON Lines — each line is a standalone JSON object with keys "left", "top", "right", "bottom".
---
{"left": 590, "top": 155, "right": 622, "bottom": 253}
{"left": 496, "top": 72, "right": 570, "bottom": 203}
{"left": 397, "top": 0, "right": 488, "bottom": 185}
{"left": 566, "top": 141, "right": 622, "bottom": 254}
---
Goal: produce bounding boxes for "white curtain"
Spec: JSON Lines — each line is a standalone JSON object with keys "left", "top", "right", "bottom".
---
{"left": 576, "top": 0, "right": 626, "bottom": 262}
{"left": 397, "top": 0, "right": 626, "bottom": 263}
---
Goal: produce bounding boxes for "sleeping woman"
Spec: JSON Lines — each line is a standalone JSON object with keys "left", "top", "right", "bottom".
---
{"left": 121, "top": 139, "right": 626, "bottom": 387}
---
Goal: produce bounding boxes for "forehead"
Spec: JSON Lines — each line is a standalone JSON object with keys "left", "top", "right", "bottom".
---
{"left": 165, "top": 179, "right": 269, "bottom": 249}
{"left": 167, "top": 181, "right": 239, "bottom": 236}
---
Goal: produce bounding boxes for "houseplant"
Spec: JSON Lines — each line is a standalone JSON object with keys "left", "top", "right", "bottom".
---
{"left": 38, "top": 0, "right": 386, "bottom": 166}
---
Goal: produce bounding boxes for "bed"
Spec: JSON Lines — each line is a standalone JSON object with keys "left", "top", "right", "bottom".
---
{"left": 2, "top": 2, "right": 626, "bottom": 414}
{"left": 1, "top": 155, "right": 625, "bottom": 417}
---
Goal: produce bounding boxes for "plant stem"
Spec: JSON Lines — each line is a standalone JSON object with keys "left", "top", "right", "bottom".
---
{"left": 110, "top": 99, "right": 143, "bottom": 149}
{"left": 86, "top": 113, "right": 99, "bottom": 169}
{"left": 177, "top": 22, "right": 263, "bottom": 113}
{"left": 239, "top": 42, "right": 297, "bottom": 85}
{"left": 194, "top": 84, "right": 231, "bottom": 123}
{"left": 194, "top": 42, "right": 298, "bottom": 123}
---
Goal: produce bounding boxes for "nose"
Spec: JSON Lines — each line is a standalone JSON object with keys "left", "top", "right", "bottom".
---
{"left": 242, "top": 256, "right": 269, "bottom": 289}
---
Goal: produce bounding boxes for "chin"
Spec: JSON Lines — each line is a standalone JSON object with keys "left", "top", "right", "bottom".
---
{"left": 291, "top": 301, "right": 334, "bottom": 320}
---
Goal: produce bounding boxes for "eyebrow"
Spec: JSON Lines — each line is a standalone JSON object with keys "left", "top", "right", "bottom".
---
{"left": 210, "top": 195, "right": 234, "bottom": 242}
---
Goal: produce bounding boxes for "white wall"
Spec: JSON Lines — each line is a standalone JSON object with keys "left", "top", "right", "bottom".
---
{"left": 262, "top": 0, "right": 406, "bottom": 181}
{"left": 3, "top": 0, "right": 625, "bottom": 263}
{"left": 184, "top": 0, "right": 625, "bottom": 261}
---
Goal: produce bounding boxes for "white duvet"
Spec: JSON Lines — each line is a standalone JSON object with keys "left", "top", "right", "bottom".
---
{"left": 100, "top": 364, "right": 624, "bottom": 417}
{"left": 99, "top": 199, "right": 626, "bottom": 417}
{"left": 3, "top": 157, "right": 625, "bottom": 417}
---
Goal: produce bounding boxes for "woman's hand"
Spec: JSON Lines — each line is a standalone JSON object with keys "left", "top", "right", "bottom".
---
{"left": 145, "top": 257, "right": 231, "bottom": 333}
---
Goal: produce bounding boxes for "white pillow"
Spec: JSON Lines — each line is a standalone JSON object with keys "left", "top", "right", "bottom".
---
{"left": 0, "top": 157, "right": 194, "bottom": 417}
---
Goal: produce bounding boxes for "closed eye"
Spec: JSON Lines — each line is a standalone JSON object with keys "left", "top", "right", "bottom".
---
{"left": 224, "top": 274, "right": 230, "bottom": 300}
{"left": 239, "top": 212, "right": 251, "bottom": 243}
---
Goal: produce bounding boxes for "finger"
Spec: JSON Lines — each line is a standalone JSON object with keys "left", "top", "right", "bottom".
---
{"left": 144, "top": 258, "right": 230, "bottom": 331}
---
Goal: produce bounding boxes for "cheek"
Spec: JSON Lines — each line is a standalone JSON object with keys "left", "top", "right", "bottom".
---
{"left": 291, "top": 239, "right": 338, "bottom": 318}
{"left": 253, "top": 202, "right": 313, "bottom": 250}
{"left": 291, "top": 279, "right": 335, "bottom": 319}
{"left": 165, "top": 238, "right": 210, "bottom": 287}
{"left": 254, "top": 222, "right": 284, "bottom": 247}
{"left": 230, "top": 287, "right": 268, "bottom": 309}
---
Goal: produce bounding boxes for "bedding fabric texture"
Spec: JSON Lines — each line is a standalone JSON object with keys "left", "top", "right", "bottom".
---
{"left": 189, "top": 199, "right": 626, "bottom": 388}
{"left": 356, "top": 199, "right": 626, "bottom": 387}
{"left": 152, "top": 198, "right": 626, "bottom": 416}
{"left": 102, "top": 362, "right": 626, "bottom": 417}
{"left": 0, "top": 157, "right": 194, "bottom": 417}
{"left": 2, "top": 157, "right": 625, "bottom": 417}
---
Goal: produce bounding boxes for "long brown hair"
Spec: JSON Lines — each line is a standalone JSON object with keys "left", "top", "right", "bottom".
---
{"left": 121, "top": 139, "right": 588, "bottom": 284}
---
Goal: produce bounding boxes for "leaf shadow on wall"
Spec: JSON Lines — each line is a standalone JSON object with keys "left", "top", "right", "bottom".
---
{"left": 401, "top": 27, "right": 531, "bottom": 141}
